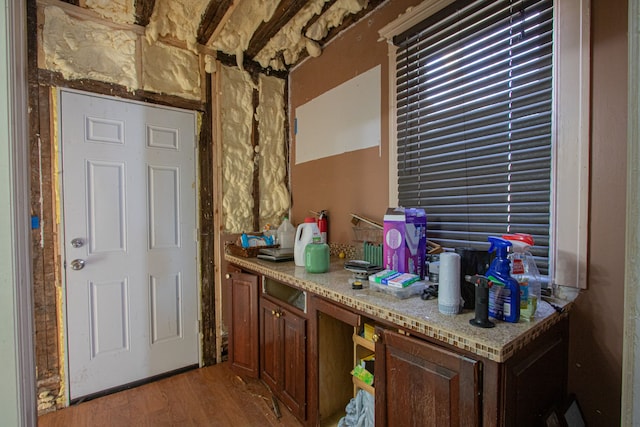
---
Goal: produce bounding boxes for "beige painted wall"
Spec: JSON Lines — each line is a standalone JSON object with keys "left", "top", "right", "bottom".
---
{"left": 289, "top": 0, "right": 628, "bottom": 425}
{"left": 288, "top": 0, "right": 413, "bottom": 242}
{"left": 568, "top": 0, "right": 627, "bottom": 424}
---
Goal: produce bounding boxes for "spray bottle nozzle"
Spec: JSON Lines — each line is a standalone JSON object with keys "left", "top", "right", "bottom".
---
{"left": 488, "top": 236, "right": 512, "bottom": 258}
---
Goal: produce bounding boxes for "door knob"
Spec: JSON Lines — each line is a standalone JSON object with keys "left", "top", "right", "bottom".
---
{"left": 71, "top": 238, "right": 84, "bottom": 248}
{"left": 70, "top": 259, "right": 85, "bottom": 270}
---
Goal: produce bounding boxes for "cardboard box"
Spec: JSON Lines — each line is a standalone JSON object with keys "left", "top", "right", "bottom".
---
{"left": 383, "top": 207, "right": 427, "bottom": 278}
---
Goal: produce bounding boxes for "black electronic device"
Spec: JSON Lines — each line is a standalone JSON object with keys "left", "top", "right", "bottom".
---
{"left": 466, "top": 274, "right": 495, "bottom": 328}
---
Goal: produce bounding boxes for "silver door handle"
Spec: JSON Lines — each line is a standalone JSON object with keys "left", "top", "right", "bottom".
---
{"left": 70, "top": 259, "right": 85, "bottom": 270}
{"left": 71, "top": 238, "right": 84, "bottom": 248}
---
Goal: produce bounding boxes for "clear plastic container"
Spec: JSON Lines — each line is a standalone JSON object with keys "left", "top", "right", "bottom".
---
{"left": 503, "top": 233, "right": 541, "bottom": 322}
{"left": 369, "top": 280, "right": 427, "bottom": 299}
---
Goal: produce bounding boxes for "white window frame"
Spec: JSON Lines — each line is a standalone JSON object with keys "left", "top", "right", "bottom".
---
{"left": 380, "top": 0, "right": 590, "bottom": 289}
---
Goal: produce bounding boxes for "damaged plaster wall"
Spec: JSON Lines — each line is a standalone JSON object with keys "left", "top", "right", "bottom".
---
{"left": 257, "top": 75, "right": 290, "bottom": 228}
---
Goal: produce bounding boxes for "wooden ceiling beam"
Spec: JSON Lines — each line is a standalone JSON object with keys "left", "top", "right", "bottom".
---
{"left": 290, "top": 0, "right": 385, "bottom": 69}
{"left": 197, "top": 0, "right": 236, "bottom": 46}
{"left": 319, "top": 0, "right": 386, "bottom": 47}
{"left": 300, "top": 0, "right": 337, "bottom": 36}
{"left": 134, "top": 0, "right": 156, "bottom": 26}
{"left": 245, "top": 0, "right": 311, "bottom": 60}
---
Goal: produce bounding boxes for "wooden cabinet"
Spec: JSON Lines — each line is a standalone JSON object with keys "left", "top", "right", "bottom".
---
{"left": 373, "top": 318, "right": 569, "bottom": 427}
{"left": 353, "top": 330, "right": 375, "bottom": 396}
{"left": 226, "top": 270, "right": 259, "bottom": 378}
{"left": 260, "top": 294, "right": 307, "bottom": 421}
{"left": 308, "top": 295, "right": 360, "bottom": 427}
{"left": 226, "top": 261, "right": 569, "bottom": 427}
{"left": 374, "top": 327, "right": 481, "bottom": 426}
{"left": 502, "top": 317, "right": 569, "bottom": 426}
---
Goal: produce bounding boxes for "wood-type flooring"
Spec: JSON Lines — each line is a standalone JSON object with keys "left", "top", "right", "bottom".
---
{"left": 38, "top": 362, "right": 303, "bottom": 427}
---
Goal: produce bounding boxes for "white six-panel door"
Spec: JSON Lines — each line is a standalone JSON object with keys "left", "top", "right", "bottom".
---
{"left": 59, "top": 90, "right": 199, "bottom": 400}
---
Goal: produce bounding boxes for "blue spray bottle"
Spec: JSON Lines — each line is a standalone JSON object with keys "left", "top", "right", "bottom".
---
{"left": 486, "top": 236, "right": 520, "bottom": 323}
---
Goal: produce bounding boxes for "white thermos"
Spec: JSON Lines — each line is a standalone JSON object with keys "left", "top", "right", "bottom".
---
{"left": 438, "top": 252, "right": 461, "bottom": 315}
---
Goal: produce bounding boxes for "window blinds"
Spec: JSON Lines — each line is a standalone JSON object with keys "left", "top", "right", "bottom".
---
{"left": 394, "top": 0, "right": 553, "bottom": 273}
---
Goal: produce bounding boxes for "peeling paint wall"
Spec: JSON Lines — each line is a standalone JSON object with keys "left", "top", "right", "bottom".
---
{"left": 220, "top": 65, "right": 255, "bottom": 233}
{"left": 257, "top": 75, "right": 290, "bottom": 228}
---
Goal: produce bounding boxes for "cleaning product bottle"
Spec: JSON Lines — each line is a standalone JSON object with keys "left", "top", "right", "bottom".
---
{"left": 277, "top": 215, "right": 295, "bottom": 249}
{"left": 305, "top": 236, "right": 330, "bottom": 273}
{"left": 486, "top": 236, "right": 520, "bottom": 323}
{"left": 294, "top": 217, "right": 321, "bottom": 266}
{"left": 502, "top": 233, "right": 541, "bottom": 322}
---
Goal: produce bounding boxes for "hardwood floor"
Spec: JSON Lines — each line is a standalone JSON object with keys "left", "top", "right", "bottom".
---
{"left": 38, "top": 362, "right": 303, "bottom": 427}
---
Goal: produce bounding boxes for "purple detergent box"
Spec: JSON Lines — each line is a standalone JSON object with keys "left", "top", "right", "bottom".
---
{"left": 383, "top": 207, "right": 427, "bottom": 279}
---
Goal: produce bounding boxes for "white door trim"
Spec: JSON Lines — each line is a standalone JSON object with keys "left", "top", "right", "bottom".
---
{"left": 2, "top": 0, "right": 37, "bottom": 424}
{"left": 56, "top": 87, "right": 202, "bottom": 402}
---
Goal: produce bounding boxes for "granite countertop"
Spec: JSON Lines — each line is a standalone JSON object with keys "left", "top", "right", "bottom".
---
{"left": 225, "top": 254, "right": 571, "bottom": 363}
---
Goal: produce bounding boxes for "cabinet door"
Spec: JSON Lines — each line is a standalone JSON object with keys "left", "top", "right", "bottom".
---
{"left": 260, "top": 296, "right": 307, "bottom": 421}
{"left": 228, "top": 271, "right": 259, "bottom": 377}
{"left": 260, "top": 297, "right": 281, "bottom": 391}
{"left": 280, "top": 308, "right": 307, "bottom": 421}
{"left": 375, "top": 328, "right": 481, "bottom": 427}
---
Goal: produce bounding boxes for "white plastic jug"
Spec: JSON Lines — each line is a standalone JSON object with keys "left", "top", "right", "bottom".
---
{"left": 277, "top": 216, "right": 295, "bottom": 249}
{"left": 294, "top": 217, "right": 321, "bottom": 266}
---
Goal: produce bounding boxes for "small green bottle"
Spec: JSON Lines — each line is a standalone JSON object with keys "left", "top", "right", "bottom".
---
{"left": 304, "top": 236, "right": 329, "bottom": 273}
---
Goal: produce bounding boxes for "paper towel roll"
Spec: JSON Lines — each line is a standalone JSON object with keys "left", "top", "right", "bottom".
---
{"left": 438, "top": 252, "right": 461, "bottom": 315}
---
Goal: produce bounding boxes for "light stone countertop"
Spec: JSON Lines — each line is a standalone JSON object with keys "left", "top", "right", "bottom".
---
{"left": 225, "top": 254, "right": 571, "bottom": 363}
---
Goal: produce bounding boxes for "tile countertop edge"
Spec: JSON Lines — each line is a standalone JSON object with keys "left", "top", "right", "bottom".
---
{"left": 225, "top": 254, "right": 571, "bottom": 363}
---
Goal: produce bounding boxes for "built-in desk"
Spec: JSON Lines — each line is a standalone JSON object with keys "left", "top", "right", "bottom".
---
{"left": 225, "top": 254, "right": 571, "bottom": 427}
